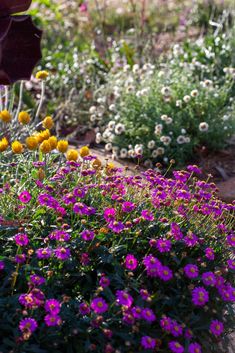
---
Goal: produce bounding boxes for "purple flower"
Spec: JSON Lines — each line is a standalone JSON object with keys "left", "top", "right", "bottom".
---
{"left": 122, "top": 201, "right": 135, "bottom": 213}
{"left": 140, "top": 289, "right": 151, "bottom": 301}
{"left": 184, "top": 264, "right": 199, "bottom": 279}
{"left": 54, "top": 247, "right": 70, "bottom": 261}
{"left": 205, "top": 247, "right": 215, "bottom": 260}
{"left": 19, "top": 318, "right": 38, "bottom": 333}
{"left": 45, "top": 299, "right": 61, "bottom": 314}
{"left": 227, "top": 259, "right": 235, "bottom": 270}
{"left": 73, "top": 187, "right": 86, "bottom": 198}
{"left": 79, "top": 302, "right": 90, "bottom": 315}
{"left": 192, "top": 287, "right": 209, "bottom": 306}
{"left": 29, "top": 274, "right": 45, "bottom": 286}
{"left": 124, "top": 254, "right": 138, "bottom": 270}
{"left": 187, "top": 165, "right": 202, "bottom": 174}
{"left": 156, "top": 239, "right": 171, "bottom": 253}
{"left": 44, "top": 314, "right": 62, "bottom": 327}
{"left": 104, "top": 208, "right": 116, "bottom": 222}
{"left": 18, "top": 190, "right": 31, "bottom": 203}
{"left": 210, "top": 320, "right": 224, "bottom": 336}
{"left": 170, "top": 320, "right": 183, "bottom": 337}
{"left": 91, "top": 297, "right": 108, "bottom": 314}
{"left": 108, "top": 221, "right": 124, "bottom": 233}
{"left": 188, "top": 342, "right": 202, "bottom": 353}
{"left": 81, "top": 229, "right": 95, "bottom": 241}
{"left": 49, "top": 230, "right": 70, "bottom": 242}
{"left": 15, "top": 254, "right": 26, "bottom": 263}
{"left": 141, "top": 336, "right": 156, "bottom": 349}
{"left": 99, "top": 275, "right": 110, "bottom": 288}
{"left": 14, "top": 233, "right": 29, "bottom": 246}
{"left": 168, "top": 341, "right": 184, "bottom": 353}
{"left": 158, "top": 265, "right": 173, "bottom": 281}
{"left": 227, "top": 234, "right": 235, "bottom": 247}
{"left": 132, "top": 306, "right": 142, "bottom": 319}
{"left": 141, "top": 209, "right": 154, "bottom": 221}
{"left": 184, "top": 233, "right": 199, "bottom": 247}
{"left": 116, "top": 290, "right": 133, "bottom": 308}
{"left": 36, "top": 248, "right": 52, "bottom": 259}
{"left": 160, "top": 315, "right": 172, "bottom": 332}
{"left": 202, "top": 272, "right": 216, "bottom": 286}
{"left": 0, "top": 260, "right": 4, "bottom": 270}
{"left": 141, "top": 308, "right": 156, "bottom": 322}
{"left": 170, "top": 223, "right": 183, "bottom": 240}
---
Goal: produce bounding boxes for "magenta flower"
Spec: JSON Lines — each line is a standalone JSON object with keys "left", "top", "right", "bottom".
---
{"left": 104, "top": 208, "right": 116, "bottom": 222}
{"left": 36, "top": 248, "right": 52, "bottom": 259}
{"left": 140, "top": 289, "right": 151, "bottom": 301}
{"left": 141, "top": 209, "right": 154, "bottom": 221}
{"left": 14, "top": 233, "right": 29, "bottom": 246}
{"left": 124, "top": 254, "right": 138, "bottom": 270}
{"left": 45, "top": 299, "right": 60, "bottom": 314}
{"left": 99, "top": 276, "right": 110, "bottom": 288}
{"left": 141, "top": 336, "right": 156, "bottom": 349}
{"left": 91, "top": 297, "right": 108, "bottom": 314}
{"left": 210, "top": 320, "right": 224, "bottom": 336}
{"left": 205, "top": 247, "right": 215, "bottom": 260}
{"left": 156, "top": 239, "right": 172, "bottom": 253}
{"left": 15, "top": 254, "right": 26, "bottom": 263}
{"left": 192, "top": 287, "right": 209, "bottom": 306}
{"left": 184, "top": 233, "right": 199, "bottom": 247}
{"left": 0, "top": 260, "right": 4, "bottom": 270}
{"left": 158, "top": 265, "right": 173, "bottom": 281}
{"left": 131, "top": 306, "right": 142, "bottom": 319}
{"left": 122, "top": 201, "right": 135, "bottom": 213}
{"left": 49, "top": 230, "right": 70, "bottom": 242}
{"left": 29, "top": 274, "right": 45, "bottom": 286}
{"left": 227, "top": 234, "right": 235, "bottom": 247}
{"left": 168, "top": 341, "right": 184, "bottom": 353}
{"left": 116, "top": 290, "right": 133, "bottom": 308}
{"left": 54, "top": 247, "right": 70, "bottom": 261}
{"left": 227, "top": 259, "right": 235, "bottom": 270}
{"left": 81, "top": 229, "right": 95, "bottom": 241}
{"left": 44, "top": 314, "right": 62, "bottom": 327}
{"left": 170, "top": 223, "right": 183, "bottom": 240}
{"left": 79, "top": 2, "right": 88, "bottom": 13}
{"left": 18, "top": 190, "right": 31, "bottom": 203}
{"left": 160, "top": 315, "right": 172, "bottom": 332}
{"left": 19, "top": 317, "right": 38, "bottom": 333}
{"left": 80, "top": 252, "right": 90, "bottom": 265}
{"left": 188, "top": 342, "right": 202, "bottom": 353}
{"left": 184, "top": 264, "right": 199, "bottom": 279}
{"left": 141, "top": 308, "right": 156, "bottom": 322}
{"left": 170, "top": 320, "right": 183, "bottom": 337}
{"left": 79, "top": 302, "right": 90, "bottom": 315}
{"left": 187, "top": 165, "right": 202, "bottom": 174}
{"left": 108, "top": 221, "right": 124, "bottom": 233}
{"left": 202, "top": 272, "right": 216, "bottom": 286}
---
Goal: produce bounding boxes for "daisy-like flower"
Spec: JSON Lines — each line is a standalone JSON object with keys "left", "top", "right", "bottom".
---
{"left": 160, "top": 315, "right": 172, "bottom": 332}
{"left": 79, "top": 302, "right": 90, "bottom": 315}
{"left": 104, "top": 208, "right": 116, "bottom": 222}
{"left": 188, "top": 342, "right": 202, "bottom": 353}
{"left": 158, "top": 265, "right": 173, "bottom": 281}
{"left": 18, "top": 190, "right": 31, "bottom": 203}
{"left": 141, "top": 209, "right": 154, "bottom": 221}
{"left": 45, "top": 299, "right": 61, "bottom": 315}
{"left": 54, "top": 247, "right": 70, "bottom": 261}
{"left": 44, "top": 314, "right": 62, "bottom": 327}
{"left": 141, "top": 308, "right": 156, "bottom": 322}
{"left": 205, "top": 247, "right": 215, "bottom": 260}
{"left": 81, "top": 229, "right": 95, "bottom": 241}
{"left": 170, "top": 320, "right": 183, "bottom": 337}
{"left": 36, "top": 248, "right": 52, "bottom": 259}
{"left": 184, "top": 264, "right": 199, "bottom": 279}
{"left": 108, "top": 221, "right": 125, "bottom": 233}
{"left": 192, "top": 287, "right": 209, "bottom": 306}
{"left": 116, "top": 290, "right": 133, "bottom": 308}
{"left": 91, "top": 297, "right": 108, "bottom": 314}
{"left": 19, "top": 318, "right": 38, "bottom": 334}
{"left": 124, "top": 254, "right": 138, "bottom": 270}
{"left": 156, "top": 239, "right": 171, "bottom": 253}
{"left": 29, "top": 274, "right": 45, "bottom": 286}
{"left": 202, "top": 272, "right": 216, "bottom": 286}
{"left": 141, "top": 336, "right": 156, "bottom": 349}
{"left": 168, "top": 341, "right": 184, "bottom": 353}
{"left": 210, "top": 320, "right": 224, "bottom": 336}
{"left": 199, "top": 122, "right": 209, "bottom": 132}
{"left": 99, "top": 275, "right": 110, "bottom": 288}
{"left": 122, "top": 201, "right": 135, "bottom": 213}
{"left": 14, "top": 233, "right": 29, "bottom": 247}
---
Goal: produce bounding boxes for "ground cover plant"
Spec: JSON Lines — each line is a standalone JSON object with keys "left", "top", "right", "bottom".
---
{"left": 0, "top": 88, "right": 235, "bottom": 351}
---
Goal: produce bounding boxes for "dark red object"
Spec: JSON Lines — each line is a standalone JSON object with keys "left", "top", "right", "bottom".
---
{"left": 0, "top": 0, "right": 42, "bottom": 85}
{"left": 0, "top": 0, "right": 32, "bottom": 16}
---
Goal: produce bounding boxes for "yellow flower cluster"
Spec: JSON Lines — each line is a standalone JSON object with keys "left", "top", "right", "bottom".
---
{"left": 36, "top": 70, "right": 49, "bottom": 80}
{"left": 12, "top": 141, "right": 23, "bottom": 154}
{"left": 0, "top": 110, "right": 12, "bottom": 123}
{"left": 0, "top": 137, "right": 9, "bottom": 152}
{"left": 18, "top": 111, "right": 30, "bottom": 125}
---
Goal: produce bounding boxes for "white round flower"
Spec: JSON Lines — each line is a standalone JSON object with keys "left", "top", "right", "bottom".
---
{"left": 160, "top": 136, "right": 172, "bottom": 146}
{"left": 96, "top": 133, "right": 102, "bottom": 144}
{"left": 177, "top": 135, "right": 186, "bottom": 144}
{"left": 147, "top": 140, "right": 155, "bottom": 149}
{"left": 183, "top": 95, "right": 191, "bottom": 103}
{"left": 105, "top": 143, "right": 113, "bottom": 151}
{"left": 108, "top": 121, "right": 116, "bottom": 130}
{"left": 134, "top": 145, "right": 144, "bottom": 156}
{"left": 176, "top": 100, "right": 182, "bottom": 108}
{"left": 115, "top": 123, "right": 125, "bottom": 135}
{"left": 199, "top": 122, "right": 209, "bottom": 132}
{"left": 184, "top": 137, "right": 191, "bottom": 143}
{"left": 191, "top": 89, "right": 198, "bottom": 97}
{"left": 157, "top": 147, "right": 165, "bottom": 155}
{"left": 154, "top": 124, "right": 163, "bottom": 135}
{"left": 120, "top": 148, "right": 128, "bottom": 158}
{"left": 181, "top": 128, "right": 186, "bottom": 134}
{"left": 132, "top": 64, "right": 140, "bottom": 74}
{"left": 109, "top": 104, "right": 116, "bottom": 112}
{"left": 89, "top": 106, "right": 96, "bottom": 114}
{"left": 160, "top": 114, "right": 168, "bottom": 121}
{"left": 161, "top": 86, "right": 171, "bottom": 96}
{"left": 165, "top": 117, "right": 173, "bottom": 125}
{"left": 90, "top": 114, "right": 96, "bottom": 122}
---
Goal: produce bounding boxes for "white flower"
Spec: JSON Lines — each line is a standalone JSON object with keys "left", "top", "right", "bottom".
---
{"left": 222, "top": 115, "right": 229, "bottom": 121}
{"left": 105, "top": 143, "right": 113, "bottom": 151}
{"left": 160, "top": 114, "right": 168, "bottom": 121}
{"left": 128, "top": 149, "right": 135, "bottom": 158}
{"left": 109, "top": 104, "right": 116, "bottom": 112}
{"left": 134, "top": 144, "right": 144, "bottom": 156}
{"left": 147, "top": 140, "right": 155, "bottom": 149}
{"left": 184, "top": 137, "right": 191, "bottom": 143}
{"left": 108, "top": 121, "right": 116, "bottom": 130}
{"left": 120, "top": 148, "right": 128, "bottom": 158}
{"left": 165, "top": 117, "right": 173, "bottom": 124}
{"left": 132, "top": 64, "right": 140, "bottom": 74}
{"left": 191, "top": 89, "right": 198, "bottom": 97}
{"left": 160, "top": 136, "right": 172, "bottom": 146}
{"left": 115, "top": 123, "right": 125, "bottom": 135}
{"left": 176, "top": 100, "right": 182, "bottom": 108}
{"left": 181, "top": 128, "right": 186, "bottom": 134}
{"left": 151, "top": 149, "right": 159, "bottom": 158}
{"left": 154, "top": 124, "right": 163, "bottom": 135}
{"left": 96, "top": 133, "right": 102, "bottom": 144}
{"left": 199, "top": 122, "right": 209, "bottom": 132}
{"left": 90, "top": 114, "right": 96, "bottom": 122}
{"left": 161, "top": 86, "right": 171, "bottom": 96}
{"left": 183, "top": 95, "right": 191, "bottom": 103}
{"left": 177, "top": 135, "right": 186, "bottom": 144}
{"left": 89, "top": 106, "right": 96, "bottom": 114}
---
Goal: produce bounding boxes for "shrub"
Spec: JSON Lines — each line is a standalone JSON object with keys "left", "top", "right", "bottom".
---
{"left": 0, "top": 138, "right": 234, "bottom": 352}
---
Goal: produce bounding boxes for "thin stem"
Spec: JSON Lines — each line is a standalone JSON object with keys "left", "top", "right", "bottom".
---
{"left": 15, "top": 81, "right": 24, "bottom": 122}
{"left": 4, "top": 86, "right": 8, "bottom": 110}
{"left": 35, "top": 81, "right": 45, "bottom": 122}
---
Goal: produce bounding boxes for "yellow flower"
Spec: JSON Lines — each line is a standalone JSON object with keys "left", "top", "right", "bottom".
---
{"left": 43, "top": 116, "right": 54, "bottom": 129}
{"left": 39, "top": 140, "right": 51, "bottom": 154}
{"left": 36, "top": 70, "right": 49, "bottom": 80}
{"left": 48, "top": 136, "right": 57, "bottom": 150}
{"left": 79, "top": 146, "right": 90, "bottom": 158}
{"left": 25, "top": 136, "right": 38, "bottom": 151}
{"left": 57, "top": 140, "right": 68, "bottom": 153}
{"left": 12, "top": 141, "right": 23, "bottom": 154}
{"left": 92, "top": 158, "right": 102, "bottom": 170}
{"left": 66, "top": 149, "right": 79, "bottom": 161}
{"left": 18, "top": 111, "right": 30, "bottom": 125}
{"left": 0, "top": 137, "right": 9, "bottom": 152}
{"left": 0, "top": 110, "right": 12, "bottom": 123}
{"left": 36, "top": 129, "right": 51, "bottom": 143}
